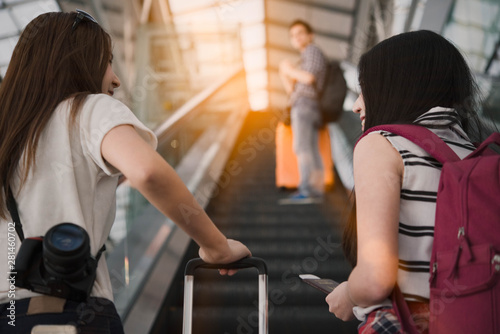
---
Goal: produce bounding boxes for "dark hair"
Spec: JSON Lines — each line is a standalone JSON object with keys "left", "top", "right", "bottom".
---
{"left": 359, "top": 30, "right": 485, "bottom": 142}
{"left": 0, "top": 11, "right": 112, "bottom": 218}
{"left": 342, "top": 30, "right": 488, "bottom": 266}
{"left": 342, "top": 195, "right": 357, "bottom": 267}
{"left": 289, "top": 19, "right": 313, "bottom": 34}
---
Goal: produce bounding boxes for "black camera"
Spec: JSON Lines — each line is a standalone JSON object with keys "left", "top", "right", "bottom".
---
{"left": 13, "top": 223, "right": 98, "bottom": 302}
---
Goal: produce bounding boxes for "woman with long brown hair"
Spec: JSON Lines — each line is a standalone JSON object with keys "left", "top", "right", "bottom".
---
{"left": 0, "top": 11, "right": 250, "bottom": 333}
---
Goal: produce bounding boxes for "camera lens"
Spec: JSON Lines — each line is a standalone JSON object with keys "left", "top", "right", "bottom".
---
{"left": 49, "top": 225, "right": 84, "bottom": 251}
{"left": 43, "top": 223, "right": 91, "bottom": 281}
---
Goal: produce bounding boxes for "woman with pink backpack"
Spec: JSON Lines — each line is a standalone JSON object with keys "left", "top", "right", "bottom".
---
{"left": 325, "top": 30, "right": 499, "bottom": 333}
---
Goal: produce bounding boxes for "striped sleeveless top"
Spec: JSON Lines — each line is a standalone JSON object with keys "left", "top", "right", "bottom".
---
{"left": 371, "top": 107, "right": 476, "bottom": 302}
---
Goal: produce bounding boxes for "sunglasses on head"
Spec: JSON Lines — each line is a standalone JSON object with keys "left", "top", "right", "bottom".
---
{"left": 72, "top": 9, "right": 98, "bottom": 32}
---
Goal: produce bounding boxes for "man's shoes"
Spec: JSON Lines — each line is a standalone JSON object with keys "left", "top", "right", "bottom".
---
{"left": 278, "top": 192, "right": 323, "bottom": 205}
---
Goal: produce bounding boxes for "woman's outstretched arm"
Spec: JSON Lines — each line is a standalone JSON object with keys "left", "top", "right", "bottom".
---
{"left": 101, "top": 124, "right": 251, "bottom": 270}
{"left": 327, "top": 133, "right": 403, "bottom": 319}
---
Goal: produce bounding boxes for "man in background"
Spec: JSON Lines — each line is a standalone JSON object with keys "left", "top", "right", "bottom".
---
{"left": 279, "top": 19, "right": 328, "bottom": 204}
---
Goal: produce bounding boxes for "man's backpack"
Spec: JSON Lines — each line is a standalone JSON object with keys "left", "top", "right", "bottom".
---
{"left": 362, "top": 124, "right": 500, "bottom": 333}
{"left": 317, "top": 61, "right": 347, "bottom": 124}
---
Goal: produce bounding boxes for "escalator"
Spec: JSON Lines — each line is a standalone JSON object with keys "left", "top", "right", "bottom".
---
{"left": 151, "top": 111, "right": 359, "bottom": 333}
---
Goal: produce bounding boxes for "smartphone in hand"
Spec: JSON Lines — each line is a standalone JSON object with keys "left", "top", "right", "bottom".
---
{"left": 299, "top": 274, "right": 339, "bottom": 294}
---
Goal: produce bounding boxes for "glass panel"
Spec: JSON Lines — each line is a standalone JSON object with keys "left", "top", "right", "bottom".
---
{"left": 11, "top": 0, "right": 59, "bottom": 28}
{"left": 168, "top": 0, "right": 216, "bottom": 14}
{"left": 248, "top": 89, "right": 268, "bottom": 110}
{"left": 0, "top": 37, "right": 17, "bottom": 66}
{"left": 391, "top": 0, "right": 412, "bottom": 34}
{"left": 0, "top": 0, "right": 60, "bottom": 76}
{"left": 442, "top": 0, "right": 500, "bottom": 126}
{"left": 108, "top": 70, "right": 249, "bottom": 318}
{"left": 0, "top": 10, "right": 19, "bottom": 38}
{"left": 246, "top": 68, "right": 267, "bottom": 89}
{"left": 311, "top": 0, "right": 356, "bottom": 11}
{"left": 482, "top": 76, "right": 500, "bottom": 124}
{"left": 241, "top": 23, "right": 265, "bottom": 49}
{"left": 242, "top": 48, "right": 266, "bottom": 71}
{"left": 216, "top": 0, "right": 265, "bottom": 23}
{"left": 487, "top": 43, "right": 500, "bottom": 76}
{"left": 452, "top": 0, "right": 499, "bottom": 29}
{"left": 391, "top": 0, "right": 428, "bottom": 34}
{"left": 133, "top": 23, "right": 243, "bottom": 128}
{"left": 443, "top": 0, "right": 500, "bottom": 72}
{"left": 409, "top": 0, "right": 428, "bottom": 31}
{"left": 170, "top": 0, "right": 266, "bottom": 111}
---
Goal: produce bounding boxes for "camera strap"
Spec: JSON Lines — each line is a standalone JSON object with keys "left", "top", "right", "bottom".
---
{"left": 6, "top": 187, "right": 25, "bottom": 241}
{"left": 95, "top": 244, "right": 106, "bottom": 262}
{"left": 7, "top": 186, "right": 106, "bottom": 260}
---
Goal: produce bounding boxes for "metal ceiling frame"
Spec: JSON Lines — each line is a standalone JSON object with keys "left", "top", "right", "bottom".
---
{"left": 418, "top": 0, "right": 453, "bottom": 33}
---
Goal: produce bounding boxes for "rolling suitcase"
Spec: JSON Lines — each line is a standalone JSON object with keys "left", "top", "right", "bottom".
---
{"left": 183, "top": 257, "right": 268, "bottom": 334}
{"left": 275, "top": 122, "right": 334, "bottom": 189}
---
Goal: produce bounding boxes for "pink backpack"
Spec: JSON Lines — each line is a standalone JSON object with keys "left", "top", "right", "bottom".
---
{"left": 361, "top": 124, "right": 500, "bottom": 333}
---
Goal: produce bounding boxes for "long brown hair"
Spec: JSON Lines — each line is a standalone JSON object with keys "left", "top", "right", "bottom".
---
{"left": 0, "top": 11, "right": 112, "bottom": 218}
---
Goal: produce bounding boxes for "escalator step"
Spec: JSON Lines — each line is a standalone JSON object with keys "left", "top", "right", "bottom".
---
{"left": 168, "top": 306, "right": 359, "bottom": 334}
{"left": 153, "top": 111, "right": 359, "bottom": 334}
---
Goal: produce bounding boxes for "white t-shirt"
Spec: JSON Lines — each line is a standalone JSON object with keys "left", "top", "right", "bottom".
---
{"left": 0, "top": 94, "right": 157, "bottom": 303}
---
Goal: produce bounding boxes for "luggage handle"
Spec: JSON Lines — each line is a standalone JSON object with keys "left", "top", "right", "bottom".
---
{"left": 183, "top": 257, "right": 268, "bottom": 334}
{"left": 184, "top": 256, "right": 268, "bottom": 276}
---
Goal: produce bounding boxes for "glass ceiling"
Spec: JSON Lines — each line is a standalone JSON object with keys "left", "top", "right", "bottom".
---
{"left": 0, "top": 0, "right": 60, "bottom": 79}
{"left": 443, "top": 0, "right": 500, "bottom": 73}
{"left": 167, "top": 0, "right": 267, "bottom": 110}
{"left": 1, "top": 0, "right": 499, "bottom": 103}
{"left": 0, "top": 0, "right": 269, "bottom": 109}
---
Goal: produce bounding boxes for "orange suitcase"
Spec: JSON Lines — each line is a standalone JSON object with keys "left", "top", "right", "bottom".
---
{"left": 275, "top": 122, "right": 334, "bottom": 189}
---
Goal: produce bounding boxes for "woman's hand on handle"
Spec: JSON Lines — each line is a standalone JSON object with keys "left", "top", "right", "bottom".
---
{"left": 199, "top": 239, "right": 252, "bottom": 276}
{"left": 102, "top": 125, "right": 252, "bottom": 275}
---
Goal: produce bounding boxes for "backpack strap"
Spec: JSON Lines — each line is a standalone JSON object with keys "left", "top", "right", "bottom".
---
{"left": 358, "top": 124, "right": 461, "bottom": 164}
{"left": 6, "top": 187, "right": 25, "bottom": 241}
{"left": 466, "top": 132, "right": 500, "bottom": 158}
{"left": 391, "top": 284, "right": 420, "bottom": 334}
